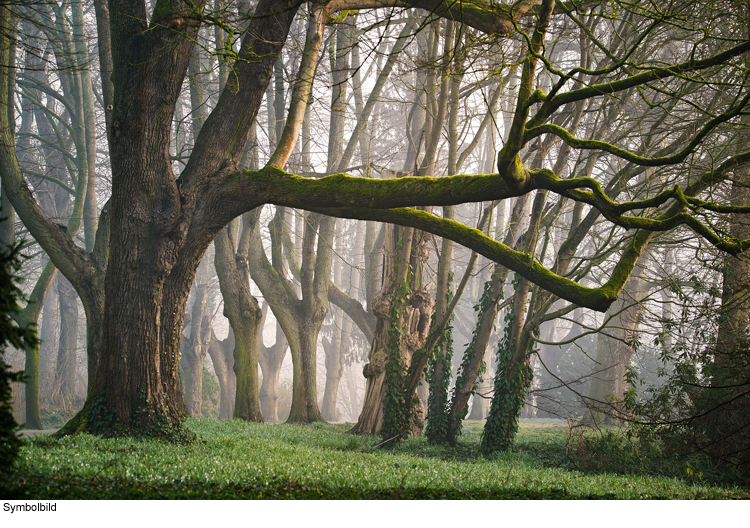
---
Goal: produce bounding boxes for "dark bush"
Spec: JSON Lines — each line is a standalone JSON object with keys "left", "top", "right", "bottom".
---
{"left": 0, "top": 237, "right": 38, "bottom": 475}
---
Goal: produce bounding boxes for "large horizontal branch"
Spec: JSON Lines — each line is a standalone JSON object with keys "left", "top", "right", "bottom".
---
{"left": 221, "top": 166, "right": 534, "bottom": 218}
{"left": 303, "top": 205, "right": 620, "bottom": 312}
{"left": 324, "top": 0, "right": 537, "bottom": 35}
{"left": 220, "top": 159, "right": 750, "bottom": 253}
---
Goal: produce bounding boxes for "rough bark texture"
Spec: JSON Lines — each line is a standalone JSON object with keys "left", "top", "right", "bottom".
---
{"left": 351, "top": 221, "right": 433, "bottom": 437}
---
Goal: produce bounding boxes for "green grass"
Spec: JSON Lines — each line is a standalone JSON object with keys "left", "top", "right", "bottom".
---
{"left": 3, "top": 419, "right": 748, "bottom": 499}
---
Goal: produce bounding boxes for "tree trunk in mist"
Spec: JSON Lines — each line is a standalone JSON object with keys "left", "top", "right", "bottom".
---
{"left": 259, "top": 318, "right": 286, "bottom": 422}
{"left": 321, "top": 232, "right": 351, "bottom": 422}
{"left": 52, "top": 275, "right": 79, "bottom": 413}
{"left": 181, "top": 256, "right": 212, "bottom": 418}
{"left": 39, "top": 279, "right": 59, "bottom": 407}
{"left": 351, "top": 222, "right": 433, "bottom": 437}
{"left": 207, "top": 329, "right": 236, "bottom": 419}
{"left": 585, "top": 254, "right": 651, "bottom": 424}
{"left": 322, "top": 309, "right": 349, "bottom": 422}
{"left": 215, "top": 225, "right": 263, "bottom": 422}
{"left": 248, "top": 208, "right": 329, "bottom": 424}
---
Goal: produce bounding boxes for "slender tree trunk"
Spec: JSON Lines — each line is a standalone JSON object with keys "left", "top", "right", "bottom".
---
{"left": 259, "top": 317, "right": 286, "bottom": 422}
{"left": 215, "top": 224, "right": 263, "bottom": 422}
{"left": 321, "top": 230, "right": 350, "bottom": 421}
{"left": 585, "top": 254, "right": 651, "bottom": 424}
{"left": 39, "top": 278, "right": 59, "bottom": 408}
{"left": 181, "top": 255, "right": 212, "bottom": 417}
{"left": 207, "top": 328, "right": 236, "bottom": 419}
{"left": 53, "top": 275, "right": 79, "bottom": 413}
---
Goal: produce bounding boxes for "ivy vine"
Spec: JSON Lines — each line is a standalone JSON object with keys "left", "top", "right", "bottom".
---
{"left": 445, "top": 276, "right": 503, "bottom": 444}
{"left": 380, "top": 266, "right": 412, "bottom": 445}
{"left": 425, "top": 272, "right": 455, "bottom": 444}
{"left": 481, "top": 274, "right": 533, "bottom": 455}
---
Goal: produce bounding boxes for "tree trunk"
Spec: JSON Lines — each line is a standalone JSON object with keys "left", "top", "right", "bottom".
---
{"left": 215, "top": 226, "right": 263, "bottom": 422}
{"left": 52, "top": 275, "right": 79, "bottom": 413}
{"left": 585, "top": 254, "right": 650, "bottom": 424}
{"left": 207, "top": 328, "right": 236, "bottom": 420}
{"left": 321, "top": 230, "right": 351, "bottom": 421}
{"left": 349, "top": 313, "right": 389, "bottom": 435}
{"left": 352, "top": 222, "right": 433, "bottom": 438}
{"left": 445, "top": 196, "right": 528, "bottom": 444}
{"left": 39, "top": 277, "right": 58, "bottom": 408}
{"left": 321, "top": 310, "right": 350, "bottom": 422}
{"left": 259, "top": 317, "right": 286, "bottom": 422}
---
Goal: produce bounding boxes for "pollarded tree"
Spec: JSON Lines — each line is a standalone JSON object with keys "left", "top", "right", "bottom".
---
{"left": 2, "top": 0, "right": 750, "bottom": 440}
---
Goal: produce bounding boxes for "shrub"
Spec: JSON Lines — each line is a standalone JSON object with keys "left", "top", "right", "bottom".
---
{"left": 0, "top": 236, "right": 38, "bottom": 475}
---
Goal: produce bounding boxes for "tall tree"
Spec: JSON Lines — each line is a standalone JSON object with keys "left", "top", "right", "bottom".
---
{"left": 1, "top": 0, "right": 750, "bottom": 440}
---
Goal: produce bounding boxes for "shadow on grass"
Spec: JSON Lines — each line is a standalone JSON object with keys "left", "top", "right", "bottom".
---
{"left": 2, "top": 470, "right": 629, "bottom": 500}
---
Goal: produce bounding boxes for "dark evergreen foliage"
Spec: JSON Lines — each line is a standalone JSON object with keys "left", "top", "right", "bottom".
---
{"left": 0, "top": 235, "right": 38, "bottom": 474}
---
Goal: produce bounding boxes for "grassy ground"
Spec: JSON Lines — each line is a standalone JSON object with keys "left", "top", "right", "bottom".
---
{"left": 3, "top": 419, "right": 748, "bottom": 499}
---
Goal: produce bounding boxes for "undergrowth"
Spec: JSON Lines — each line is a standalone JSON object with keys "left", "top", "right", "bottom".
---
{"left": 2, "top": 419, "right": 747, "bottom": 499}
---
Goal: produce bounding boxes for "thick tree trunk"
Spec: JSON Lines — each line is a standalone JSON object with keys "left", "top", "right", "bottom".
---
{"left": 714, "top": 167, "right": 750, "bottom": 374}
{"left": 692, "top": 163, "right": 750, "bottom": 465}
{"left": 231, "top": 301, "right": 263, "bottom": 422}
{"left": 352, "top": 223, "right": 433, "bottom": 437}
{"left": 288, "top": 318, "right": 325, "bottom": 423}
{"left": 349, "top": 314, "right": 389, "bottom": 435}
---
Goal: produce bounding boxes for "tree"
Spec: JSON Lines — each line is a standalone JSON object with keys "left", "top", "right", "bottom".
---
{"left": 2, "top": 0, "right": 750, "bottom": 441}
{"left": 0, "top": 235, "right": 39, "bottom": 472}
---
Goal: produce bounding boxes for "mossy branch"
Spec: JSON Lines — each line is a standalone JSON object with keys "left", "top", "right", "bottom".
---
{"left": 307, "top": 205, "right": 618, "bottom": 312}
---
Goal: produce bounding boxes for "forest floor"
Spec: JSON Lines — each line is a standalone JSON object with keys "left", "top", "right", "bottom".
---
{"left": 3, "top": 419, "right": 748, "bottom": 499}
